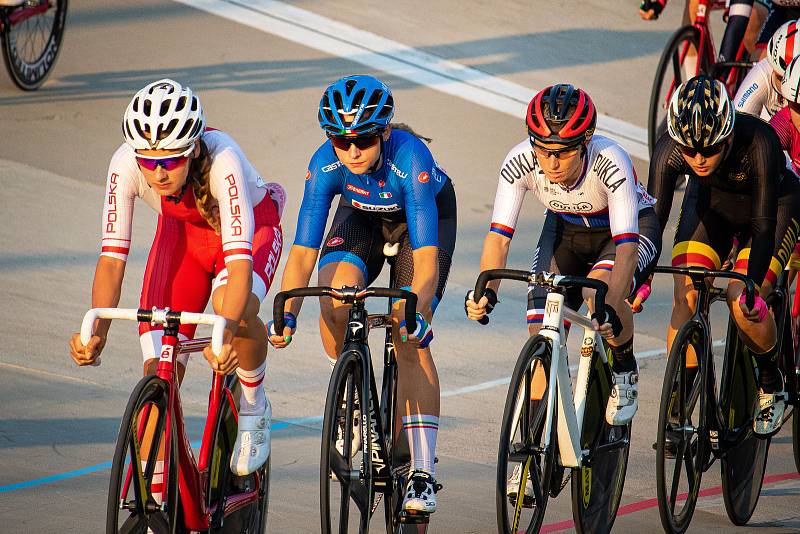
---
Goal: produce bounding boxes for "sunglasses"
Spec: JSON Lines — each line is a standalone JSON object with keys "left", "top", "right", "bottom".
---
{"left": 327, "top": 133, "right": 382, "bottom": 151}
{"left": 678, "top": 142, "right": 725, "bottom": 159}
{"left": 135, "top": 145, "right": 195, "bottom": 171}
{"left": 531, "top": 142, "right": 581, "bottom": 160}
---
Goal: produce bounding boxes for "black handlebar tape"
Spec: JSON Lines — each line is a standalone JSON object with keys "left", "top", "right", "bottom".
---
{"left": 272, "top": 287, "right": 418, "bottom": 334}
{"left": 474, "top": 269, "right": 530, "bottom": 326}
{"left": 651, "top": 265, "right": 755, "bottom": 309}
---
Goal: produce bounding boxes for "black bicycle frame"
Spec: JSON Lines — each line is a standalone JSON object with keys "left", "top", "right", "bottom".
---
{"left": 652, "top": 266, "right": 758, "bottom": 462}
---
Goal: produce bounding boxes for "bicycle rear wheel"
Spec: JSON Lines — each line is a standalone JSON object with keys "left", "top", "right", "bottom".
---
{"left": 720, "top": 324, "right": 769, "bottom": 526}
{"left": 656, "top": 321, "right": 708, "bottom": 534}
{"left": 570, "top": 343, "right": 631, "bottom": 534}
{"left": 321, "top": 350, "right": 372, "bottom": 534}
{"left": 496, "top": 335, "right": 554, "bottom": 534}
{"left": 107, "top": 375, "right": 179, "bottom": 534}
{"left": 648, "top": 25, "right": 705, "bottom": 156}
{"left": 2, "top": 0, "right": 67, "bottom": 90}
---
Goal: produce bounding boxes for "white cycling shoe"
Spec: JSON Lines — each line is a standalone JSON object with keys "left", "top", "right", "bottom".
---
{"left": 506, "top": 463, "right": 534, "bottom": 506}
{"left": 753, "top": 385, "right": 787, "bottom": 437}
{"left": 335, "top": 408, "right": 361, "bottom": 458}
{"left": 606, "top": 369, "right": 639, "bottom": 426}
{"left": 402, "top": 470, "right": 441, "bottom": 514}
{"left": 230, "top": 398, "right": 271, "bottom": 476}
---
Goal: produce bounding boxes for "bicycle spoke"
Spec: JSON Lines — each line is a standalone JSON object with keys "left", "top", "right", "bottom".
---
{"left": 669, "top": 435, "right": 687, "bottom": 513}
{"left": 338, "top": 481, "right": 351, "bottom": 534}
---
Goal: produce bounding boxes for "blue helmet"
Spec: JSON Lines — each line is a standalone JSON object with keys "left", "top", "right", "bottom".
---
{"left": 318, "top": 75, "right": 394, "bottom": 135}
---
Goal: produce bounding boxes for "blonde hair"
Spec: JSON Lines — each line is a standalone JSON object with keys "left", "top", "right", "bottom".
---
{"left": 186, "top": 140, "right": 220, "bottom": 233}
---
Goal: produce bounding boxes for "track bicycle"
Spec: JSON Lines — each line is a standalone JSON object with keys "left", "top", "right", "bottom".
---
{"left": 650, "top": 265, "right": 775, "bottom": 533}
{"left": 473, "top": 269, "right": 632, "bottom": 534}
{"left": 785, "top": 258, "right": 800, "bottom": 473}
{"left": 79, "top": 307, "right": 270, "bottom": 534}
{"left": 272, "top": 243, "right": 429, "bottom": 534}
{"left": 645, "top": 0, "right": 753, "bottom": 156}
{"left": 1, "top": 0, "right": 66, "bottom": 90}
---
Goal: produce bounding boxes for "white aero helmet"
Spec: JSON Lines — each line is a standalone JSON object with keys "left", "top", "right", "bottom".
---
{"left": 123, "top": 79, "right": 205, "bottom": 150}
{"left": 767, "top": 20, "right": 800, "bottom": 78}
{"left": 781, "top": 55, "right": 800, "bottom": 102}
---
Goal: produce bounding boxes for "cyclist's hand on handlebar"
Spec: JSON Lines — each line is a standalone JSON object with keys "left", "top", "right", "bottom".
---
{"left": 69, "top": 332, "right": 105, "bottom": 366}
{"left": 399, "top": 312, "right": 434, "bottom": 349}
{"left": 737, "top": 291, "right": 769, "bottom": 323}
{"left": 204, "top": 342, "right": 239, "bottom": 375}
{"left": 592, "top": 303, "right": 624, "bottom": 340}
{"left": 464, "top": 288, "right": 498, "bottom": 322}
{"left": 628, "top": 277, "right": 653, "bottom": 313}
{"left": 267, "top": 312, "right": 297, "bottom": 348}
{"left": 639, "top": 0, "right": 665, "bottom": 20}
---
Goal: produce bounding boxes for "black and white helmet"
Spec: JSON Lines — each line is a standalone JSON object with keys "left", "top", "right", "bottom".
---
{"left": 123, "top": 79, "right": 205, "bottom": 150}
{"left": 781, "top": 55, "right": 800, "bottom": 103}
{"left": 667, "top": 76, "right": 734, "bottom": 149}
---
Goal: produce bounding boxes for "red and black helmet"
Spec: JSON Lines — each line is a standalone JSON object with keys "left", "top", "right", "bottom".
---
{"left": 527, "top": 84, "right": 597, "bottom": 148}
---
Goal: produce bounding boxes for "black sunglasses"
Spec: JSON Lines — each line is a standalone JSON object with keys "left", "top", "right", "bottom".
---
{"left": 327, "top": 133, "right": 382, "bottom": 151}
{"left": 679, "top": 142, "right": 725, "bottom": 158}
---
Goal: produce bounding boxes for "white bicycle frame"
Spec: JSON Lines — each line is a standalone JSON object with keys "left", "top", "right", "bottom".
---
{"left": 511, "top": 290, "right": 606, "bottom": 469}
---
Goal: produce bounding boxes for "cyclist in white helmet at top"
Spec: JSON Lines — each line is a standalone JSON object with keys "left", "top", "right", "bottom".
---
{"left": 735, "top": 19, "right": 800, "bottom": 118}
{"left": 68, "top": 79, "right": 287, "bottom": 494}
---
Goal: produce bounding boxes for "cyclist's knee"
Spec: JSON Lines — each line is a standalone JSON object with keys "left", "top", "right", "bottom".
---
{"left": 528, "top": 322, "right": 542, "bottom": 337}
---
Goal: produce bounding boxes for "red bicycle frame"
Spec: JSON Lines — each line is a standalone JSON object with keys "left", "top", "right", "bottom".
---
{"left": 123, "top": 336, "right": 260, "bottom": 531}
{"left": 666, "top": 0, "right": 748, "bottom": 102}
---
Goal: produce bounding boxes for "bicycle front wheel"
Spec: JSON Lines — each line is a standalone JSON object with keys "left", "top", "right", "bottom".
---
{"left": 107, "top": 375, "right": 179, "bottom": 534}
{"left": 496, "top": 335, "right": 554, "bottom": 534}
{"left": 320, "top": 350, "right": 372, "bottom": 534}
{"left": 656, "top": 321, "right": 708, "bottom": 534}
{"left": 570, "top": 343, "right": 631, "bottom": 534}
{"left": 720, "top": 323, "right": 769, "bottom": 526}
{"left": 648, "top": 25, "right": 704, "bottom": 156}
{"left": 2, "top": 0, "right": 67, "bottom": 90}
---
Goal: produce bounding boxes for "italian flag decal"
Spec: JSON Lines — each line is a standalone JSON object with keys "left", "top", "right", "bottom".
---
{"left": 379, "top": 192, "right": 392, "bottom": 199}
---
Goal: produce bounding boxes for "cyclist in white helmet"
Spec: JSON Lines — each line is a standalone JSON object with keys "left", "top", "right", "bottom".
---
{"left": 735, "top": 19, "right": 800, "bottom": 118}
{"left": 69, "top": 79, "right": 286, "bottom": 494}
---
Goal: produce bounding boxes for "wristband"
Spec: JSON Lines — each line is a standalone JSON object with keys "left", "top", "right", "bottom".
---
{"left": 400, "top": 312, "right": 434, "bottom": 349}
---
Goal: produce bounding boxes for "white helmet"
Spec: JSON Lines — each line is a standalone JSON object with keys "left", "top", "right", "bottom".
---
{"left": 123, "top": 79, "right": 205, "bottom": 150}
{"left": 767, "top": 20, "right": 800, "bottom": 77}
{"left": 781, "top": 55, "right": 800, "bottom": 102}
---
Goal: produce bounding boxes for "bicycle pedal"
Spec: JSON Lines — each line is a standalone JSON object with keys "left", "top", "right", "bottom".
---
{"left": 507, "top": 493, "right": 535, "bottom": 509}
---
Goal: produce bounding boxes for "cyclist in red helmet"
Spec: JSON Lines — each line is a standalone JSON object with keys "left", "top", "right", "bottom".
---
{"left": 466, "top": 83, "right": 661, "bottom": 502}
{"left": 467, "top": 83, "right": 660, "bottom": 422}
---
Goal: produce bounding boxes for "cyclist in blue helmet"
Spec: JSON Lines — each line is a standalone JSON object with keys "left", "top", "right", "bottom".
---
{"left": 270, "top": 74, "right": 457, "bottom": 515}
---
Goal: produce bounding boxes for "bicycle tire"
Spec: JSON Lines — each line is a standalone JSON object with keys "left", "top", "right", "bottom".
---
{"left": 320, "top": 350, "right": 372, "bottom": 534}
{"left": 720, "top": 321, "right": 770, "bottom": 526}
{"left": 107, "top": 375, "right": 180, "bottom": 534}
{"left": 1, "top": 0, "right": 67, "bottom": 90}
{"left": 570, "top": 343, "right": 631, "bottom": 534}
{"left": 656, "top": 321, "right": 708, "bottom": 534}
{"left": 793, "top": 409, "right": 800, "bottom": 474}
{"left": 647, "top": 25, "right": 705, "bottom": 157}
{"left": 496, "top": 335, "right": 554, "bottom": 534}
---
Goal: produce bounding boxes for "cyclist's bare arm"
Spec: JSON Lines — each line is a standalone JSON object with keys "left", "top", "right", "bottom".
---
{"left": 69, "top": 255, "right": 125, "bottom": 365}
{"left": 268, "top": 244, "right": 318, "bottom": 346}
{"left": 607, "top": 242, "right": 639, "bottom": 307}
{"left": 465, "top": 232, "right": 511, "bottom": 320}
{"left": 409, "top": 246, "right": 439, "bottom": 317}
